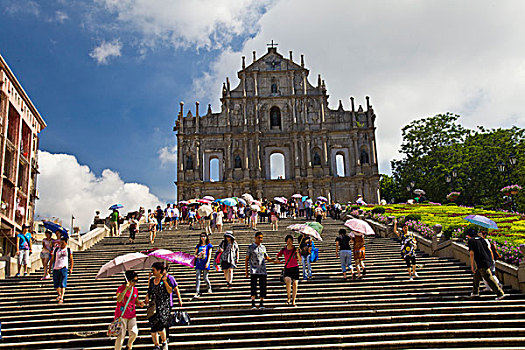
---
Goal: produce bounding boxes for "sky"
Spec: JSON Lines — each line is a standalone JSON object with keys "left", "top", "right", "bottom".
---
{"left": 1, "top": 0, "right": 524, "bottom": 230}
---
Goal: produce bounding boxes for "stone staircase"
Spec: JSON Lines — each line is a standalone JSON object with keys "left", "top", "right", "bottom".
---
{"left": 1, "top": 218, "right": 525, "bottom": 349}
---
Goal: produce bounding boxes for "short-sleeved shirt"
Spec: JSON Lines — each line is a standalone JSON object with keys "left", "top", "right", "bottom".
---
{"left": 246, "top": 243, "right": 269, "bottom": 275}
{"left": 173, "top": 208, "right": 180, "bottom": 218}
{"left": 336, "top": 235, "right": 352, "bottom": 251}
{"left": 468, "top": 236, "right": 494, "bottom": 269}
{"left": 277, "top": 247, "right": 299, "bottom": 268}
{"left": 195, "top": 243, "right": 213, "bottom": 270}
{"left": 17, "top": 232, "right": 32, "bottom": 250}
{"left": 115, "top": 285, "right": 139, "bottom": 319}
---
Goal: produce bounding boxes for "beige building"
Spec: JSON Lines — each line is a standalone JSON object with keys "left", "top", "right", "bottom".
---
{"left": 175, "top": 46, "right": 379, "bottom": 203}
{"left": 0, "top": 54, "right": 46, "bottom": 255}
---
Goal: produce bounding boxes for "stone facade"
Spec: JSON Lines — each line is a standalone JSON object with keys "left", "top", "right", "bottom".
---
{"left": 175, "top": 46, "right": 380, "bottom": 203}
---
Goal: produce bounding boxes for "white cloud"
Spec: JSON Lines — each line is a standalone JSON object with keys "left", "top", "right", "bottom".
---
{"left": 158, "top": 145, "right": 177, "bottom": 167}
{"left": 89, "top": 40, "right": 123, "bottom": 64}
{"left": 3, "top": 0, "right": 39, "bottom": 17}
{"left": 191, "top": 0, "right": 525, "bottom": 174}
{"left": 36, "top": 151, "right": 161, "bottom": 232}
{"left": 94, "top": 0, "right": 275, "bottom": 49}
{"left": 55, "top": 10, "right": 68, "bottom": 23}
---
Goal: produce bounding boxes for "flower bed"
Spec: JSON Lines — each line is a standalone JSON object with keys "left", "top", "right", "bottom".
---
{"left": 362, "top": 204, "right": 525, "bottom": 266}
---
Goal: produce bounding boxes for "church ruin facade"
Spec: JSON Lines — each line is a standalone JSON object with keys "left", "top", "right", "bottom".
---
{"left": 175, "top": 45, "right": 380, "bottom": 204}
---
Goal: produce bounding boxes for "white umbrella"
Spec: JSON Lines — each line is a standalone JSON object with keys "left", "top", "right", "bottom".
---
{"left": 413, "top": 189, "right": 425, "bottom": 195}
{"left": 96, "top": 252, "right": 162, "bottom": 279}
{"left": 203, "top": 195, "right": 215, "bottom": 201}
{"left": 274, "top": 197, "right": 286, "bottom": 204}
{"left": 344, "top": 219, "right": 375, "bottom": 236}
{"left": 250, "top": 204, "right": 261, "bottom": 212}
{"left": 292, "top": 194, "right": 302, "bottom": 199}
{"left": 242, "top": 193, "right": 254, "bottom": 204}
{"left": 198, "top": 205, "right": 213, "bottom": 217}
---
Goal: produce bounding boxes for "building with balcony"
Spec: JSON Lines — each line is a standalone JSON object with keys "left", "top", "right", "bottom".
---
{"left": 0, "top": 54, "right": 46, "bottom": 255}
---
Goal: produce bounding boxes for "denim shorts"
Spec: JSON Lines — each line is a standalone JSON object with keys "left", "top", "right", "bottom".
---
{"left": 53, "top": 267, "right": 68, "bottom": 288}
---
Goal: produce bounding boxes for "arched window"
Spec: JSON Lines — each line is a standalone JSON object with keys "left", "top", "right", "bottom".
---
{"left": 360, "top": 149, "right": 369, "bottom": 165}
{"left": 270, "top": 106, "right": 281, "bottom": 129}
{"left": 271, "top": 83, "right": 278, "bottom": 94}
{"left": 270, "top": 153, "right": 285, "bottom": 179}
{"left": 186, "top": 155, "right": 193, "bottom": 170}
{"left": 336, "top": 154, "right": 345, "bottom": 177}
{"left": 313, "top": 152, "right": 321, "bottom": 166}
{"left": 234, "top": 155, "right": 242, "bottom": 169}
{"left": 210, "top": 158, "right": 220, "bottom": 182}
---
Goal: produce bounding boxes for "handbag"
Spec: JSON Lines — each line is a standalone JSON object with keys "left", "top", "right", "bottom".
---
{"left": 108, "top": 287, "right": 134, "bottom": 337}
{"left": 170, "top": 308, "right": 191, "bottom": 326}
{"left": 279, "top": 248, "right": 295, "bottom": 284}
{"left": 146, "top": 299, "right": 157, "bottom": 319}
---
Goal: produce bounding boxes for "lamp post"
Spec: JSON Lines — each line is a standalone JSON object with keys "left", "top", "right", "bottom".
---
{"left": 498, "top": 153, "right": 518, "bottom": 212}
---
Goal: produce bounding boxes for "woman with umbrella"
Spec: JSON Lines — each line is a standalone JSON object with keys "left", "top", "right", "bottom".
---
{"left": 393, "top": 218, "right": 419, "bottom": 280}
{"left": 145, "top": 262, "right": 182, "bottom": 350}
{"left": 276, "top": 234, "right": 302, "bottom": 306}
{"left": 218, "top": 232, "right": 239, "bottom": 289}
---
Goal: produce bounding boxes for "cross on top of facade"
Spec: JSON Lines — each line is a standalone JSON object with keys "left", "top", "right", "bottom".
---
{"left": 267, "top": 40, "right": 278, "bottom": 49}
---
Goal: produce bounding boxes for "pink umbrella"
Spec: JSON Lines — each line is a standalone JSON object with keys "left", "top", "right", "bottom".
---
{"left": 317, "top": 196, "right": 328, "bottom": 202}
{"left": 344, "top": 219, "right": 375, "bottom": 236}
{"left": 178, "top": 200, "right": 189, "bottom": 205}
{"left": 96, "top": 252, "right": 163, "bottom": 279}
{"left": 292, "top": 194, "right": 302, "bottom": 199}
{"left": 280, "top": 196, "right": 288, "bottom": 204}
{"left": 287, "top": 224, "right": 323, "bottom": 241}
{"left": 198, "top": 199, "right": 212, "bottom": 204}
{"left": 148, "top": 250, "right": 195, "bottom": 268}
{"left": 203, "top": 195, "right": 215, "bottom": 201}
{"left": 274, "top": 197, "right": 286, "bottom": 204}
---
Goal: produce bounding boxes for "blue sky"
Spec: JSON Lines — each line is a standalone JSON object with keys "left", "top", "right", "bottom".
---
{"left": 2, "top": 0, "right": 524, "bottom": 230}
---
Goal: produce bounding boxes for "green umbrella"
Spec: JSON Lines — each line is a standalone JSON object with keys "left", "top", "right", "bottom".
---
{"left": 305, "top": 222, "right": 323, "bottom": 234}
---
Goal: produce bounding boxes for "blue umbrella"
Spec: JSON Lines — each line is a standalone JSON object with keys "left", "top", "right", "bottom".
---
{"left": 43, "top": 221, "right": 69, "bottom": 237}
{"left": 109, "top": 204, "right": 123, "bottom": 210}
{"left": 220, "top": 198, "right": 237, "bottom": 207}
{"left": 237, "top": 198, "right": 247, "bottom": 205}
{"left": 464, "top": 215, "right": 498, "bottom": 230}
{"left": 302, "top": 196, "right": 309, "bottom": 202}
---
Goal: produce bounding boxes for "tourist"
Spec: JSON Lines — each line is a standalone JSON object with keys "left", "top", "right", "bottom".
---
{"left": 335, "top": 228, "right": 354, "bottom": 279}
{"left": 128, "top": 214, "right": 138, "bottom": 244}
{"left": 479, "top": 231, "right": 503, "bottom": 291}
{"left": 15, "top": 224, "right": 32, "bottom": 277}
{"left": 393, "top": 218, "right": 419, "bottom": 280}
{"left": 250, "top": 207, "right": 258, "bottom": 230}
{"left": 110, "top": 209, "right": 120, "bottom": 237}
{"left": 166, "top": 204, "right": 175, "bottom": 230}
{"left": 155, "top": 205, "right": 164, "bottom": 232}
{"left": 276, "top": 234, "right": 302, "bottom": 306}
{"left": 356, "top": 195, "right": 367, "bottom": 206}
{"left": 148, "top": 211, "right": 157, "bottom": 244}
{"left": 215, "top": 207, "right": 224, "bottom": 233}
{"left": 298, "top": 199, "right": 305, "bottom": 218}
{"left": 49, "top": 236, "right": 73, "bottom": 304}
{"left": 353, "top": 233, "right": 366, "bottom": 279}
{"left": 315, "top": 205, "right": 323, "bottom": 223}
{"left": 188, "top": 207, "right": 196, "bottom": 229}
{"left": 146, "top": 262, "right": 182, "bottom": 350}
{"left": 273, "top": 202, "right": 280, "bottom": 222}
{"left": 218, "top": 231, "right": 239, "bottom": 289}
{"left": 173, "top": 204, "right": 180, "bottom": 230}
{"left": 194, "top": 233, "right": 213, "bottom": 298}
{"left": 114, "top": 270, "right": 145, "bottom": 350}
{"left": 245, "top": 231, "right": 276, "bottom": 309}
{"left": 238, "top": 205, "right": 246, "bottom": 224}
{"left": 466, "top": 228, "right": 505, "bottom": 300}
{"left": 298, "top": 233, "right": 313, "bottom": 281}
{"left": 289, "top": 200, "right": 296, "bottom": 220}
{"left": 40, "top": 230, "right": 53, "bottom": 280}
{"left": 304, "top": 198, "right": 313, "bottom": 220}
{"left": 270, "top": 207, "right": 279, "bottom": 231}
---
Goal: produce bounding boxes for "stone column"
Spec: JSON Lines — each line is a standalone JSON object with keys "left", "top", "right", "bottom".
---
{"left": 293, "top": 137, "right": 300, "bottom": 177}
{"left": 306, "top": 138, "right": 313, "bottom": 177}
{"left": 195, "top": 141, "right": 201, "bottom": 181}
{"left": 225, "top": 140, "right": 232, "bottom": 180}
{"left": 243, "top": 137, "right": 249, "bottom": 179}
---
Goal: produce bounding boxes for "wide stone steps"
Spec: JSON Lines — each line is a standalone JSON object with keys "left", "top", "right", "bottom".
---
{"left": 0, "top": 218, "right": 524, "bottom": 349}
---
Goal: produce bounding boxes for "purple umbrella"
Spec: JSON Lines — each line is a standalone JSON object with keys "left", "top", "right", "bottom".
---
{"left": 148, "top": 250, "right": 195, "bottom": 268}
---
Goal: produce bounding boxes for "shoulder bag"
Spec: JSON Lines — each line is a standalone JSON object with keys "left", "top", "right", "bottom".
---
{"left": 108, "top": 288, "right": 134, "bottom": 337}
{"left": 279, "top": 248, "right": 295, "bottom": 284}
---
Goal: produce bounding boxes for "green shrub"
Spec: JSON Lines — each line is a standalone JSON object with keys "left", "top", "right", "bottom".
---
{"left": 371, "top": 207, "right": 386, "bottom": 215}
{"left": 405, "top": 214, "right": 422, "bottom": 222}
{"left": 443, "top": 224, "right": 464, "bottom": 239}
{"left": 444, "top": 203, "right": 458, "bottom": 206}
